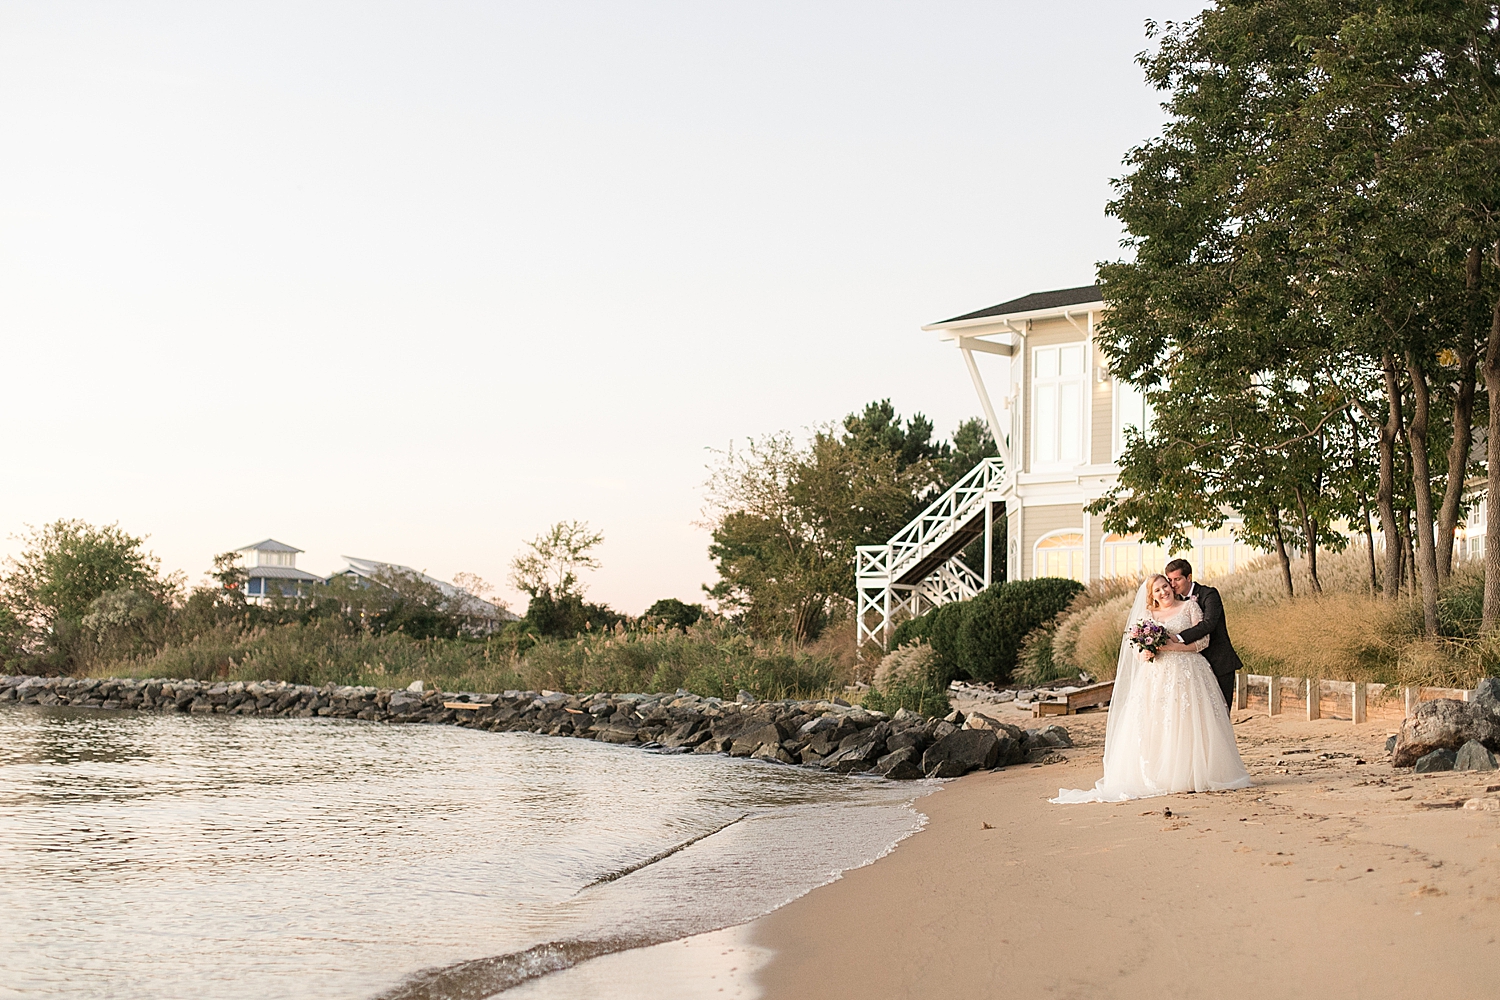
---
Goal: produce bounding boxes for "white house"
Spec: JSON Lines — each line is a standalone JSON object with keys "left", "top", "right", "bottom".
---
{"left": 854, "top": 284, "right": 1260, "bottom": 652}
{"left": 329, "top": 556, "right": 517, "bottom": 624}
{"left": 237, "top": 539, "right": 322, "bottom": 603}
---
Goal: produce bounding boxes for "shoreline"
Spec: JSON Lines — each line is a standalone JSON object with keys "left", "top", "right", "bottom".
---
{"left": 747, "top": 708, "right": 1500, "bottom": 999}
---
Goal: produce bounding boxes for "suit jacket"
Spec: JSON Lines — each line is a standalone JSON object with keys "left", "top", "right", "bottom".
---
{"left": 1175, "top": 583, "right": 1242, "bottom": 679}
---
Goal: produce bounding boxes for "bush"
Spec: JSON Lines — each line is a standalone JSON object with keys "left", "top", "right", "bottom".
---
{"left": 955, "top": 577, "right": 1085, "bottom": 683}
{"left": 1014, "top": 621, "right": 1064, "bottom": 686}
{"left": 864, "top": 675, "right": 950, "bottom": 717}
{"left": 926, "top": 601, "right": 970, "bottom": 683}
{"left": 890, "top": 611, "right": 933, "bottom": 650}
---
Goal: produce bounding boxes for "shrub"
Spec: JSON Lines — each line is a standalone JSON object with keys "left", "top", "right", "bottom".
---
{"left": 890, "top": 610, "right": 933, "bottom": 649}
{"left": 872, "top": 641, "right": 937, "bottom": 690}
{"left": 866, "top": 640, "right": 949, "bottom": 715}
{"left": 864, "top": 675, "right": 950, "bottom": 717}
{"left": 926, "top": 601, "right": 970, "bottom": 683}
{"left": 956, "top": 577, "right": 1085, "bottom": 683}
{"left": 1014, "top": 621, "right": 1064, "bottom": 686}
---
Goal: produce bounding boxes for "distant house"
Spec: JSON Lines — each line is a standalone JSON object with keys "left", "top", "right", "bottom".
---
{"left": 329, "top": 556, "right": 518, "bottom": 626}
{"left": 237, "top": 539, "right": 322, "bottom": 603}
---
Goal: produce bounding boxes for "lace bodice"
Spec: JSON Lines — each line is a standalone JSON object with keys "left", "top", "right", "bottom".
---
{"left": 1151, "top": 601, "right": 1209, "bottom": 652}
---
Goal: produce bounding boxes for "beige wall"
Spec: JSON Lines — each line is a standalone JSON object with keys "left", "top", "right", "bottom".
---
{"left": 1018, "top": 316, "right": 1114, "bottom": 472}
{"left": 1021, "top": 503, "right": 1085, "bottom": 579}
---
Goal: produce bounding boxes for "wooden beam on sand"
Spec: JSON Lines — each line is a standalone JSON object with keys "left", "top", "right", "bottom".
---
{"left": 1268, "top": 675, "right": 1282, "bottom": 716}
{"left": 1235, "top": 670, "right": 1248, "bottom": 710}
{"left": 1306, "top": 679, "right": 1320, "bottom": 721}
{"left": 1352, "top": 682, "right": 1367, "bottom": 724}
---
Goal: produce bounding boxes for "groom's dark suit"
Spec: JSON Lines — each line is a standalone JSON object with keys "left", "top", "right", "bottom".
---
{"left": 1175, "top": 582, "right": 1241, "bottom": 709}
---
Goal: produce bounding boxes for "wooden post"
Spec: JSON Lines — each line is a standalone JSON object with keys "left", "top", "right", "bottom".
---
{"left": 1235, "top": 669, "right": 1248, "bottom": 710}
{"left": 1404, "top": 686, "right": 1418, "bottom": 718}
{"left": 1352, "top": 682, "right": 1367, "bottom": 724}
{"left": 1306, "top": 678, "right": 1320, "bottom": 721}
{"left": 1268, "top": 676, "right": 1282, "bottom": 716}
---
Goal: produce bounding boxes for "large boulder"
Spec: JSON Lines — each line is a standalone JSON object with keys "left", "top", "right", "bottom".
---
{"left": 1455, "top": 740, "right": 1499, "bottom": 772}
{"left": 1393, "top": 699, "right": 1500, "bottom": 767}
{"left": 1473, "top": 677, "right": 1500, "bottom": 718}
{"left": 963, "top": 712, "right": 1025, "bottom": 743}
{"left": 731, "top": 722, "right": 787, "bottom": 757}
{"left": 922, "top": 729, "right": 1001, "bottom": 778}
{"left": 872, "top": 746, "right": 924, "bottom": 780}
{"left": 1414, "top": 748, "right": 1456, "bottom": 773}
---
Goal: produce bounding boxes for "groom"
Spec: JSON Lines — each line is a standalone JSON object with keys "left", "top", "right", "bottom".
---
{"left": 1164, "top": 558, "right": 1241, "bottom": 711}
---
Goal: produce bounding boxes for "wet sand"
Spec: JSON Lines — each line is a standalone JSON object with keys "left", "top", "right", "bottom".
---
{"left": 751, "top": 708, "right": 1500, "bottom": 999}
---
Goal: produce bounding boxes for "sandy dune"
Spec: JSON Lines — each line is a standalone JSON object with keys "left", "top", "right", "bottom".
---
{"left": 752, "top": 708, "right": 1500, "bottom": 999}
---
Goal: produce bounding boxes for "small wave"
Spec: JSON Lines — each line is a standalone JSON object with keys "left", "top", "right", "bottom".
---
{"left": 579, "top": 813, "right": 747, "bottom": 891}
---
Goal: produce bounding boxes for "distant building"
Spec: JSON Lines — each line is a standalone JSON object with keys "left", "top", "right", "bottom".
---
{"left": 236, "top": 539, "right": 322, "bottom": 603}
{"left": 329, "top": 555, "right": 518, "bottom": 626}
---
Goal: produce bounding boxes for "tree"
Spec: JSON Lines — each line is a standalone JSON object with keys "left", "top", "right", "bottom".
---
{"left": 510, "top": 521, "right": 603, "bottom": 600}
{"left": 0, "top": 520, "right": 174, "bottom": 670}
{"left": 704, "top": 403, "right": 1000, "bottom": 641}
{"left": 642, "top": 598, "right": 705, "bottom": 631}
{"left": 1092, "top": 2, "right": 1500, "bottom": 633}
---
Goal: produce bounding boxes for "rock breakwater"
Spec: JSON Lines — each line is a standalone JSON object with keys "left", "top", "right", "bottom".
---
{"left": 0, "top": 675, "right": 1072, "bottom": 780}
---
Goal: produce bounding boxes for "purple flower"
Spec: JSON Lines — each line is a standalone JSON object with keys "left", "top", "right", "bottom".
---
{"left": 1127, "top": 618, "right": 1170, "bottom": 653}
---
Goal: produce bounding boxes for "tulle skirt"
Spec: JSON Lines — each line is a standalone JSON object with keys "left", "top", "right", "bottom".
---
{"left": 1052, "top": 651, "right": 1251, "bottom": 804}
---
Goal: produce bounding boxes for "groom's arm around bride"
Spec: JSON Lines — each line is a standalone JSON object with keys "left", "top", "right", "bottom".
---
{"left": 1165, "top": 559, "right": 1242, "bottom": 709}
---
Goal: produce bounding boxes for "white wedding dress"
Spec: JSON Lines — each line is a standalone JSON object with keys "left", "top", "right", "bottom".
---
{"left": 1052, "top": 583, "right": 1251, "bottom": 803}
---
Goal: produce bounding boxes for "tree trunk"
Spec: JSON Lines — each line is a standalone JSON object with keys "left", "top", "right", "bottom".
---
{"left": 1483, "top": 251, "right": 1500, "bottom": 628}
{"left": 1438, "top": 246, "right": 1483, "bottom": 581}
{"left": 1377, "top": 353, "right": 1404, "bottom": 599}
{"left": 1399, "top": 510, "right": 1416, "bottom": 597}
{"left": 1291, "top": 485, "right": 1322, "bottom": 594}
{"left": 1405, "top": 351, "right": 1441, "bottom": 635}
{"left": 1348, "top": 411, "right": 1378, "bottom": 593}
{"left": 1270, "top": 507, "right": 1294, "bottom": 598}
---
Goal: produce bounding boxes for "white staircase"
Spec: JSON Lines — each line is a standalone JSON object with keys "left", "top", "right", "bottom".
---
{"left": 855, "top": 457, "right": 1006, "bottom": 655}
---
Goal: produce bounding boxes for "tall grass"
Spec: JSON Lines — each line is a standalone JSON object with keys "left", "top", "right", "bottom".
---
{"left": 1037, "top": 548, "right": 1492, "bottom": 689}
{"left": 81, "top": 617, "right": 856, "bottom": 701}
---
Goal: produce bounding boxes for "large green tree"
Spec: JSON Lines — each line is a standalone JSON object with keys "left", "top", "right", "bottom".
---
{"left": 1094, "top": 1, "right": 1500, "bottom": 633}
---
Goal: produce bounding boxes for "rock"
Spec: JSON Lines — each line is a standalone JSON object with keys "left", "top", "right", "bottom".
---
{"left": 731, "top": 722, "right": 786, "bottom": 757}
{"left": 406, "top": 681, "right": 424, "bottom": 693}
{"left": 1037, "top": 724, "right": 1073, "bottom": 748}
{"left": 751, "top": 743, "right": 794, "bottom": 764}
{"left": 943, "top": 709, "right": 965, "bottom": 725}
{"left": 736, "top": 689, "right": 757, "bottom": 705}
{"left": 597, "top": 725, "right": 639, "bottom": 744}
{"left": 1473, "top": 677, "right": 1500, "bottom": 717}
{"left": 798, "top": 715, "right": 839, "bottom": 738}
{"left": 931, "top": 720, "right": 959, "bottom": 741}
{"left": 1414, "top": 748, "right": 1457, "bottom": 773}
{"left": 1393, "top": 699, "right": 1500, "bottom": 767}
{"left": 884, "top": 730, "right": 928, "bottom": 755}
{"left": 1385, "top": 734, "right": 1399, "bottom": 755}
{"left": 1455, "top": 740, "right": 1499, "bottom": 771}
{"left": 872, "top": 746, "right": 924, "bottom": 780}
{"left": 965, "top": 713, "right": 1024, "bottom": 742}
{"left": 922, "top": 729, "right": 1000, "bottom": 778}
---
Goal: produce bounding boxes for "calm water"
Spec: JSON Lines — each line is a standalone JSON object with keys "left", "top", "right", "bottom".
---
{"left": 0, "top": 705, "right": 930, "bottom": 999}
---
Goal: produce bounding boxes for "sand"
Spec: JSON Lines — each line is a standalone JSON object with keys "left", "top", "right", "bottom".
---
{"left": 751, "top": 706, "right": 1500, "bottom": 999}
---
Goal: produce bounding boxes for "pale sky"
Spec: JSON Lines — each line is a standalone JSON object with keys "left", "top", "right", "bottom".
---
{"left": 0, "top": 1, "right": 1209, "bottom": 614}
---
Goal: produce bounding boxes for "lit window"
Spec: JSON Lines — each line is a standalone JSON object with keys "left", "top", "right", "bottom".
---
{"left": 1035, "top": 531, "right": 1086, "bottom": 581}
{"left": 1113, "top": 377, "right": 1154, "bottom": 459}
{"left": 1033, "top": 345, "right": 1086, "bottom": 468}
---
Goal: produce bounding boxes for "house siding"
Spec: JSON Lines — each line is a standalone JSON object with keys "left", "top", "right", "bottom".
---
{"left": 1022, "top": 502, "right": 1086, "bottom": 579}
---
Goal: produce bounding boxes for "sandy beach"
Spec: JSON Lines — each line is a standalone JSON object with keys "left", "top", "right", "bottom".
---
{"left": 751, "top": 707, "right": 1500, "bottom": 999}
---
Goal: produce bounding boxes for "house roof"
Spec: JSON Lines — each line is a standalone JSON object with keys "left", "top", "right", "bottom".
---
{"left": 336, "top": 556, "right": 518, "bottom": 620}
{"left": 932, "top": 284, "right": 1103, "bottom": 325}
{"left": 237, "top": 538, "right": 304, "bottom": 554}
{"left": 246, "top": 565, "right": 322, "bottom": 581}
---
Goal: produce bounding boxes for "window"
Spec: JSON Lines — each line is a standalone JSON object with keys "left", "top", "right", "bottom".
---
{"left": 1033, "top": 344, "right": 1085, "bottom": 468}
{"left": 247, "top": 579, "right": 263, "bottom": 596}
{"left": 1035, "top": 531, "right": 1085, "bottom": 582}
{"left": 1099, "top": 527, "right": 1259, "bottom": 580}
{"left": 1113, "top": 377, "right": 1154, "bottom": 459}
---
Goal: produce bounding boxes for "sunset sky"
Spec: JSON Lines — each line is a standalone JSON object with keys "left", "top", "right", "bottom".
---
{"left": 0, "top": 1, "right": 1208, "bottom": 613}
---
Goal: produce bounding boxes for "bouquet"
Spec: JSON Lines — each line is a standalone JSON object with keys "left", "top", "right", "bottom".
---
{"left": 1127, "top": 618, "right": 1170, "bottom": 655}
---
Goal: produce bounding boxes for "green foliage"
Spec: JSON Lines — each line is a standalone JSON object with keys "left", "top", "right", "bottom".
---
{"left": 864, "top": 676, "right": 949, "bottom": 717}
{"left": 956, "top": 577, "right": 1086, "bottom": 684}
{"left": 94, "top": 617, "right": 850, "bottom": 703}
{"left": 641, "top": 598, "right": 704, "bottom": 631}
{"left": 1014, "top": 621, "right": 1073, "bottom": 687}
{"left": 706, "top": 402, "right": 1000, "bottom": 642}
{"left": 523, "top": 591, "right": 625, "bottom": 639}
{"left": 0, "top": 520, "right": 176, "bottom": 672}
{"left": 925, "top": 601, "right": 970, "bottom": 682}
{"left": 890, "top": 611, "right": 933, "bottom": 650}
{"left": 510, "top": 520, "right": 603, "bottom": 600}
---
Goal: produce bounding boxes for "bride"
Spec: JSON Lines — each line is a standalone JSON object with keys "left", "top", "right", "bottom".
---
{"left": 1052, "top": 574, "right": 1251, "bottom": 804}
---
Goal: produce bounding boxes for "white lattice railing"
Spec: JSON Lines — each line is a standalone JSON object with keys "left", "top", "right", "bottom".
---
{"left": 855, "top": 457, "right": 1005, "bottom": 655}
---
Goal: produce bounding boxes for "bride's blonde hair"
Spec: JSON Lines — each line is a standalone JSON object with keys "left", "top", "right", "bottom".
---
{"left": 1144, "top": 573, "right": 1176, "bottom": 610}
